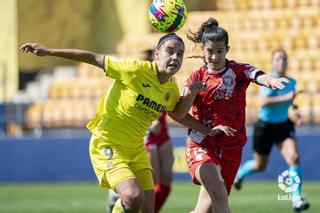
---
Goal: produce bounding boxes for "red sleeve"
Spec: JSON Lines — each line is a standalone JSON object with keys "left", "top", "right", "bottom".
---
{"left": 230, "top": 61, "right": 261, "bottom": 83}
{"left": 241, "top": 64, "right": 261, "bottom": 82}
{"left": 181, "top": 69, "right": 202, "bottom": 98}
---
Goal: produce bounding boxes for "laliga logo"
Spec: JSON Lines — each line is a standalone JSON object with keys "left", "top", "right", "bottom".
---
{"left": 278, "top": 170, "right": 300, "bottom": 193}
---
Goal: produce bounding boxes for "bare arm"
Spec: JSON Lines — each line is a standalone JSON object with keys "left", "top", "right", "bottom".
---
{"left": 172, "top": 94, "right": 197, "bottom": 120}
{"left": 255, "top": 72, "right": 289, "bottom": 90}
{"left": 168, "top": 112, "right": 210, "bottom": 135}
{"left": 260, "top": 91, "right": 295, "bottom": 107}
{"left": 171, "top": 81, "right": 205, "bottom": 120}
{"left": 168, "top": 113, "right": 236, "bottom": 137}
{"left": 20, "top": 43, "right": 105, "bottom": 68}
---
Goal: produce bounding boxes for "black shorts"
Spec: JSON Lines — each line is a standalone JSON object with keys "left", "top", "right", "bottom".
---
{"left": 253, "top": 119, "right": 295, "bottom": 155}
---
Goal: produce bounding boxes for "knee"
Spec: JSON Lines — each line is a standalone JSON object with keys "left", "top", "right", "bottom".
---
{"left": 255, "top": 165, "right": 266, "bottom": 172}
{"left": 121, "top": 188, "right": 145, "bottom": 210}
{"left": 289, "top": 153, "right": 300, "bottom": 165}
{"left": 254, "top": 162, "right": 267, "bottom": 172}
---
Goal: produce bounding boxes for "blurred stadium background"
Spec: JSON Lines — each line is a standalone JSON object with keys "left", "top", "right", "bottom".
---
{"left": 0, "top": 0, "right": 319, "bottom": 212}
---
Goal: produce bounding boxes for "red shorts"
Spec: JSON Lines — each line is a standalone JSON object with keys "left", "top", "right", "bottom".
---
{"left": 145, "top": 131, "right": 170, "bottom": 151}
{"left": 186, "top": 139, "right": 243, "bottom": 195}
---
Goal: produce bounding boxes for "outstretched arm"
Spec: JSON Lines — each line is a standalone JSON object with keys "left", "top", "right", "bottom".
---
{"left": 20, "top": 43, "right": 105, "bottom": 68}
{"left": 168, "top": 113, "right": 236, "bottom": 137}
{"left": 255, "top": 72, "right": 289, "bottom": 90}
{"left": 168, "top": 112, "right": 210, "bottom": 135}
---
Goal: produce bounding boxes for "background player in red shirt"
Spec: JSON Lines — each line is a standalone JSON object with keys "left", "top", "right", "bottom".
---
{"left": 145, "top": 111, "right": 174, "bottom": 212}
{"left": 172, "top": 18, "right": 289, "bottom": 213}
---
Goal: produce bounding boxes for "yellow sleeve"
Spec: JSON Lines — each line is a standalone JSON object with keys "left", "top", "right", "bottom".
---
{"left": 104, "top": 55, "right": 140, "bottom": 82}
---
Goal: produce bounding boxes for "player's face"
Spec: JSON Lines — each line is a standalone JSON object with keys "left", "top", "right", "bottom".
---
{"left": 202, "top": 40, "right": 229, "bottom": 72}
{"left": 272, "top": 51, "right": 287, "bottom": 75}
{"left": 155, "top": 39, "right": 185, "bottom": 75}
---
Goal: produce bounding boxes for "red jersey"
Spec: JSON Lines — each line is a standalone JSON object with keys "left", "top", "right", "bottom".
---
{"left": 182, "top": 60, "right": 260, "bottom": 146}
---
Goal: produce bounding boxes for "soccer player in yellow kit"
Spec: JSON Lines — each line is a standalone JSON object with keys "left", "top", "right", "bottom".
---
{"left": 20, "top": 33, "right": 186, "bottom": 213}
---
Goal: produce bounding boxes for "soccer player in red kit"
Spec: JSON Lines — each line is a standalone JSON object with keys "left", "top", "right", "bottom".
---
{"left": 172, "top": 18, "right": 289, "bottom": 213}
{"left": 145, "top": 111, "right": 173, "bottom": 213}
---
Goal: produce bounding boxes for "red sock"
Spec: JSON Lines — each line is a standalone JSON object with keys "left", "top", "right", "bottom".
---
{"left": 154, "top": 183, "right": 171, "bottom": 213}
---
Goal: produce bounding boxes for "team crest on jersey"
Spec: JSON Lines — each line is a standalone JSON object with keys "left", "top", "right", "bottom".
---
{"left": 165, "top": 91, "right": 170, "bottom": 102}
{"left": 214, "top": 68, "right": 236, "bottom": 100}
{"left": 103, "top": 147, "right": 113, "bottom": 160}
{"left": 222, "top": 75, "right": 235, "bottom": 87}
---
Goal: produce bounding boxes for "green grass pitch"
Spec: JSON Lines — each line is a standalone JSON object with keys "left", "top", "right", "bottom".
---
{"left": 0, "top": 181, "right": 319, "bottom": 212}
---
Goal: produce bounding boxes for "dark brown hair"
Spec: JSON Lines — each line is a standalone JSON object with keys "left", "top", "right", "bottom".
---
{"left": 156, "top": 33, "right": 184, "bottom": 49}
{"left": 187, "top": 18, "right": 229, "bottom": 48}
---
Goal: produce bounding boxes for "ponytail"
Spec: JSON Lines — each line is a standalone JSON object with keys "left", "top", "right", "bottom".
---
{"left": 187, "top": 17, "right": 228, "bottom": 47}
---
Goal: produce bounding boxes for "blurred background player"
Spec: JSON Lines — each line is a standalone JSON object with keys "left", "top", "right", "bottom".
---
{"left": 234, "top": 49, "right": 310, "bottom": 212}
{"left": 173, "top": 18, "right": 290, "bottom": 213}
{"left": 20, "top": 33, "right": 185, "bottom": 213}
{"left": 145, "top": 111, "right": 174, "bottom": 213}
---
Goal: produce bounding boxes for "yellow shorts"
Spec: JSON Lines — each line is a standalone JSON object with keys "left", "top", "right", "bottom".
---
{"left": 89, "top": 135, "right": 154, "bottom": 190}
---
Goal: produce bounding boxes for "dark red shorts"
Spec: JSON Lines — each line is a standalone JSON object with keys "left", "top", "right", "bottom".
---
{"left": 186, "top": 139, "right": 243, "bottom": 195}
{"left": 145, "top": 132, "right": 170, "bottom": 151}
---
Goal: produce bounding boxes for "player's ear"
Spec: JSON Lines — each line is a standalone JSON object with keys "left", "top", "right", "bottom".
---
{"left": 154, "top": 49, "right": 160, "bottom": 61}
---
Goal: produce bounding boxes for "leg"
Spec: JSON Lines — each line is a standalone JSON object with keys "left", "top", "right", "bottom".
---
{"left": 192, "top": 185, "right": 212, "bottom": 213}
{"left": 114, "top": 179, "right": 145, "bottom": 212}
{"left": 278, "top": 137, "right": 300, "bottom": 166}
{"left": 148, "top": 146, "right": 160, "bottom": 184}
{"left": 234, "top": 152, "right": 269, "bottom": 190}
{"left": 278, "top": 138, "right": 310, "bottom": 211}
{"left": 107, "top": 189, "right": 119, "bottom": 213}
{"left": 141, "top": 190, "right": 155, "bottom": 213}
{"left": 134, "top": 169, "right": 155, "bottom": 213}
{"left": 235, "top": 120, "right": 273, "bottom": 190}
{"left": 195, "top": 162, "right": 230, "bottom": 213}
{"left": 154, "top": 140, "right": 174, "bottom": 212}
{"left": 253, "top": 152, "right": 269, "bottom": 172}
{"left": 158, "top": 140, "right": 174, "bottom": 186}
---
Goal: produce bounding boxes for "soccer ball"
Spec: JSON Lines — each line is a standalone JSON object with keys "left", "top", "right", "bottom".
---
{"left": 149, "top": 0, "right": 187, "bottom": 33}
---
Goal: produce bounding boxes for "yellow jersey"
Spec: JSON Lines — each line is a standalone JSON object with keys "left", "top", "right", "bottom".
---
{"left": 87, "top": 56, "right": 180, "bottom": 148}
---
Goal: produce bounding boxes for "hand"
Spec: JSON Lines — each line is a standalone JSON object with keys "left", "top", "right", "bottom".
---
{"left": 208, "top": 125, "right": 237, "bottom": 137}
{"left": 189, "top": 81, "right": 205, "bottom": 95}
{"left": 295, "top": 116, "right": 302, "bottom": 127}
{"left": 296, "top": 89, "right": 304, "bottom": 94}
{"left": 20, "top": 43, "right": 51, "bottom": 56}
{"left": 269, "top": 77, "right": 289, "bottom": 90}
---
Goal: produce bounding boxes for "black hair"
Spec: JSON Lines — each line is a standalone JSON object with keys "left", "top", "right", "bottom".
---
{"left": 187, "top": 18, "right": 229, "bottom": 48}
{"left": 156, "top": 33, "right": 185, "bottom": 49}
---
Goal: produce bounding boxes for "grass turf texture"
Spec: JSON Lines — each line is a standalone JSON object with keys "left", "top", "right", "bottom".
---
{"left": 0, "top": 181, "right": 318, "bottom": 212}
